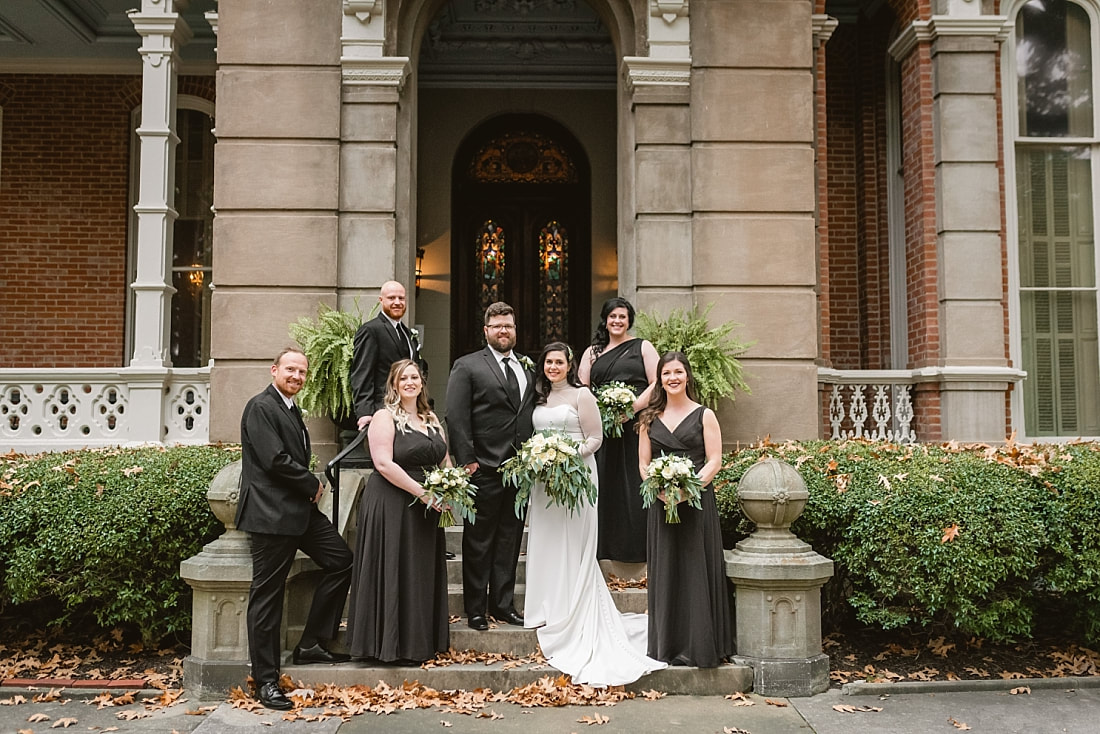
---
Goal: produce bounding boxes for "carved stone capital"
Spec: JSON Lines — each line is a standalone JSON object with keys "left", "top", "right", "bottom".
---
{"left": 811, "top": 14, "right": 838, "bottom": 49}
{"left": 889, "top": 15, "right": 1011, "bottom": 61}
{"left": 342, "top": 56, "right": 412, "bottom": 91}
{"left": 622, "top": 56, "right": 691, "bottom": 94}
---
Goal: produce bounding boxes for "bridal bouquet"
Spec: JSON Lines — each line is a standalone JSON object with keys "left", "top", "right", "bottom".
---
{"left": 640, "top": 454, "right": 703, "bottom": 524}
{"left": 419, "top": 465, "right": 477, "bottom": 528}
{"left": 595, "top": 382, "right": 637, "bottom": 438}
{"left": 502, "top": 429, "right": 597, "bottom": 517}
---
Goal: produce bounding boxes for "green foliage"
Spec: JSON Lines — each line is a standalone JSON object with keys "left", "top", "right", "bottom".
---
{"left": 634, "top": 304, "right": 751, "bottom": 409}
{"left": 289, "top": 299, "right": 377, "bottom": 421}
{"left": 0, "top": 445, "right": 239, "bottom": 643}
{"left": 715, "top": 440, "right": 1100, "bottom": 643}
{"left": 1037, "top": 443, "right": 1100, "bottom": 640}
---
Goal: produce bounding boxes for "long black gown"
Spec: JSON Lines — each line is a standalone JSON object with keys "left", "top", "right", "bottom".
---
{"left": 346, "top": 426, "right": 449, "bottom": 662}
{"left": 646, "top": 406, "right": 734, "bottom": 668}
{"left": 590, "top": 339, "right": 648, "bottom": 563}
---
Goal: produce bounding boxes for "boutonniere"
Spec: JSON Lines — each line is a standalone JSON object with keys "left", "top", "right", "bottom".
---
{"left": 516, "top": 354, "right": 535, "bottom": 372}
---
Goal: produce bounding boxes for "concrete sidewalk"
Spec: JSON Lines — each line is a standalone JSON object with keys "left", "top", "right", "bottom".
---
{"left": 2, "top": 678, "right": 1098, "bottom": 733}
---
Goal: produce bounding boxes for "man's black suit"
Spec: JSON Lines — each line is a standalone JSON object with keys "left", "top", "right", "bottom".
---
{"left": 236, "top": 384, "right": 352, "bottom": 686}
{"left": 446, "top": 347, "right": 535, "bottom": 619}
{"left": 349, "top": 313, "right": 425, "bottom": 424}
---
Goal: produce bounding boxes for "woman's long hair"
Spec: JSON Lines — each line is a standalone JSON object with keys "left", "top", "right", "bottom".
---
{"left": 534, "top": 341, "right": 584, "bottom": 405}
{"left": 589, "top": 297, "right": 636, "bottom": 359}
{"left": 383, "top": 359, "right": 441, "bottom": 432}
{"left": 637, "top": 351, "right": 698, "bottom": 432}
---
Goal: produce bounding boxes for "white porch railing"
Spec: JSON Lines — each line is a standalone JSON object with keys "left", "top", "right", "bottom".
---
{"left": 0, "top": 367, "right": 210, "bottom": 453}
{"left": 818, "top": 369, "right": 917, "bottom": 443}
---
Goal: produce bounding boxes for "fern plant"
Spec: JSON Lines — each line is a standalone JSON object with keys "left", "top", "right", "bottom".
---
{"left": 635, "top": 303, "right": 752, "bottom": 409}
{"left": 288, "top": 299, "right": 377, "bottom": 421}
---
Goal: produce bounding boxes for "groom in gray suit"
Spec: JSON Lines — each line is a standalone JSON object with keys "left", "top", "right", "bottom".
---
{"left": 446, "top": 302, "right": 535, "bottom": 631}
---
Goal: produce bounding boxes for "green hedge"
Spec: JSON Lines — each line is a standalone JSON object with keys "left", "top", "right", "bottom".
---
{"left": 715, "top": 440, "right": 1100, "bottom": 643}
{"left": 0, "top": 445, "right": 239, "bottom": 643}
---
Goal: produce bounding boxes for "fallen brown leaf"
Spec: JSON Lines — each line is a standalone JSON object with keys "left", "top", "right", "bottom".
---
{"left": 1010, "top": 686, "right": 1031, "bottom": 695}
{"left": 832, "top": 704, "right": 882, "bottom": 713}
{"left": 949, "top": 718, "right": 972, "bottom": 730}
{"left": 27, "top": 713, "right": 50, "bottom": 723}
{"left": 576, "top": 712, "right": 609, "bottom": 725}
{"left": 724, "top": 692, "right": 754, "bottom": 706}
{"left": 50, "top": 718, "right": 78, "bottom": 729}
{"left": 765, "top": 698, "right": 788, "bottom": 707}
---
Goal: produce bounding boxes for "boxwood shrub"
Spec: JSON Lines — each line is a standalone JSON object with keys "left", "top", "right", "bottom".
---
{"left": 715, "top": 440, "right": 1100, "bottom": 643}
{"left": 0, "top": 444, "right": 239, "bottom": 643}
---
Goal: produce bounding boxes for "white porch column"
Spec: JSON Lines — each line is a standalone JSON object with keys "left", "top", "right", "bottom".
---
{"left": 125, "top": 0, "right": 191, "bottom": 444}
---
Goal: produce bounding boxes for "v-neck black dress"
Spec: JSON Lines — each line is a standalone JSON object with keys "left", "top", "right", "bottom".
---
{"left": 590, "top": 339, "right": 649, "bottom": 562}
{"left": 347, "top": 425, "right": 449, "bottom": 662}
{"left": 645, "top": 406, "right": 734, "bottom": 668}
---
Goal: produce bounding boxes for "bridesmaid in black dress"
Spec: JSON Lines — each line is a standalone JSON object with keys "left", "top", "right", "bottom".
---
{"left": 637, "top": 351, "right": 733, "bottom": 668}
{"left": 347, "top": 359, "right": 450, "bottom": 663}
{"left": 578, "top": 298, "right": 659, "bottom": 566}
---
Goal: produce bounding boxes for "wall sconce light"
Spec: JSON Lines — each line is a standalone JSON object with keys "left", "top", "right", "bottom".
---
{"left": 415, "top": 247, "right": 426, "bottom": 295}
{"left": 188, "top": 266, "right": 205, "bottom": 290}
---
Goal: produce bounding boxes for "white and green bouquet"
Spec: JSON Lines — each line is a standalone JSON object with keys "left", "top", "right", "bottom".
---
{"left": 502, "top": 429, "right": 597, "bottom": 517}
{"left": 419, "top": 465, "right": 477, "bottom": 528}
{"left": 640, "top": 454, "right": 703, "bottom": 524}
{"left": 595, "top": 381, "right": 637, "bottom": 438}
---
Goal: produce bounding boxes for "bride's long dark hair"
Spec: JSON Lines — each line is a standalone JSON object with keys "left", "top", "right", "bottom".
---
{"left": 637, "top": 351, "right": 698, "bottom": 432}
{"left": 589, "top": 297, "right": 636, "bottom": 359}
{"left": 534, "top": 341, "right": 584, "bottom": 405}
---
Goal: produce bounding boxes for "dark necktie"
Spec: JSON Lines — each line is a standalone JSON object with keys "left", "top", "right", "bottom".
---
{"left": 398, "top": 323, "right": 415, "bottom": 360}
{"left": 290, "top": 403, "right": 307, "bottom": 449}
{"left": 502, "top": 357, "right": 521, "bottom": 404}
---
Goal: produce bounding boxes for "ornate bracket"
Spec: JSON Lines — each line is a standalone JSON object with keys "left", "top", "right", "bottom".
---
{"left": 344, "top": 0, "right": 384, "bottom": 23}
{"left": 651, "top": 0, "right": 688, "bottom": 25}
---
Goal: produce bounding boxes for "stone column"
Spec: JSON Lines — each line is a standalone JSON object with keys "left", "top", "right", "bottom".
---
{"left": 124, "top": 0, "right": 192, "bottom": 444}
{"left": 208, "top": 0, "right": 342, "bottom": 443}
{"left": 689, "top": 0, "right": 820, "bottom": 443}
{"left": 726, "top": 458, "right": 833, "bottom": 696}
{"left": 889, "top": 7, "right": 1023, "bottom": 441}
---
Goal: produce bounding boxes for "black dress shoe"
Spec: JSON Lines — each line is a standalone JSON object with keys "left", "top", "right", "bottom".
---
{"left": 257, "top": 681, "right": 293, "bottom": 711}
{"left": 293, "top": 643, "right": 351, "bottom": 665}
{"left": 467, "top": 614, "right": 489, "bottom": 631}
{"left": 445, "top": 550, "right": 456, "bottom": 560}
{"left": 490, "top": 609, "right": 525, "bottom": 626}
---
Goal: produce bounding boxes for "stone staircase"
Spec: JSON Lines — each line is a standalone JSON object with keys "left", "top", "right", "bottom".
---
{"left": 282, "top": 525, "right": 753, "bottom": 694}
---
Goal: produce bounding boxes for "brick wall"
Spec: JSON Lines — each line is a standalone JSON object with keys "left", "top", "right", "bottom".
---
{"left": 0, "top": 74, "right": 214, "bottom": 368}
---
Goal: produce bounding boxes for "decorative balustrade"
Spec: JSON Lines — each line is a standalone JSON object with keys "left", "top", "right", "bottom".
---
{"left": 0, "top": 367, "right": 209, "bottom": 452}
{"left": 818, "top": 369, "right": 916, "bottom": 443}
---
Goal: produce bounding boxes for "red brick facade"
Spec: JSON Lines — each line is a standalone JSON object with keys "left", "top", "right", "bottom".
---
{"left": 0, "top": 74, "right": 214, "bottom": 368}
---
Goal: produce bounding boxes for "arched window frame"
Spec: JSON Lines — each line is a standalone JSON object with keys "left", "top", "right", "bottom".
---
{"left": 125, "top": 95, "right": 215, "bottom": 367}
{"left": 1004, "top": 0, "right": 1100, "bottom": 439}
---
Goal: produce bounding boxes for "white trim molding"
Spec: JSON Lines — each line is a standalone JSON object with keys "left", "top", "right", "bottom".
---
{"left": 621, "top": 56, "right": 691, "bottom": 92}
{"left": 812, "top": 14, "right": 839, "bottom": 49}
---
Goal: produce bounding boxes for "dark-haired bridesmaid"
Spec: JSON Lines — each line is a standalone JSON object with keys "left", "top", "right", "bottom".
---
{"left": 578, "top": 297, "right": 658, "bottom": 574}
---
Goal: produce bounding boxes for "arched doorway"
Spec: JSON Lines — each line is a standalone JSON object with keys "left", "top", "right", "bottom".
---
{"left": 450, "top": 113, "right": 592, "bottom": 359}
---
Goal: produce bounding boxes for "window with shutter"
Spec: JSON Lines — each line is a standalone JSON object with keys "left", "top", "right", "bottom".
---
{"left": 1012, "top": 0, "right": 1100, "bottom": 437}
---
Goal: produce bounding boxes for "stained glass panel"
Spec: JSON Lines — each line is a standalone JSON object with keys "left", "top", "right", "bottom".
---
{"left": 477, "top": 220, "right": 506, "bottom": 319}
{"left": 539, "top": 221, "right": 568, "bottom": 344}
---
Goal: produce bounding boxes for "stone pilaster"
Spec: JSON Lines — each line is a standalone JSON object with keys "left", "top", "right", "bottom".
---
{"left": 208, "top": 0, "right": 343, "bottom": 443}
{"left": 689, "top": 0, "right": 819, "bottom": 442}
{"left": 890, "top": 13, "right": 1020, "bottom": 441}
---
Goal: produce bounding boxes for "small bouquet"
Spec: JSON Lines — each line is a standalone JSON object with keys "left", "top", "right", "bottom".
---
{"left": 640, "top": 454, "right": 703, "bottom": 524}
{"left": 595, "top": 381, "right": 637, "bottom": 438}
{"left": 502, "top": 429, "right": 597, "bottom": 517}
{"left": 418, "top": 465, "right": 477, "bottom": 528}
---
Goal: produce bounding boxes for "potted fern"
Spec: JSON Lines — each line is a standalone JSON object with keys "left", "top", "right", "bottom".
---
{"left": 289, "top": 299, "right": 378, "bottom": 428}
{"left": 635, "top": 304, "right": 752, "bottom": 409}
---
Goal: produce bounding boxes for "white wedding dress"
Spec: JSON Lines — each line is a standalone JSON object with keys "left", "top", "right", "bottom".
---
{"left": 523, "top": 383, "right": 667, "bottom": 686}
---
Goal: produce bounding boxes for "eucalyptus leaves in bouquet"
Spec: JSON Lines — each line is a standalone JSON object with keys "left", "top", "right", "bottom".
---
{"left": 635, "top": 304, "right": 751, "bottom": 409}
{"left": 288, "top": 298, "right": 378, "bottom": 422}
{"left": 502, "top": 429, "right": 597, "bottom": 517}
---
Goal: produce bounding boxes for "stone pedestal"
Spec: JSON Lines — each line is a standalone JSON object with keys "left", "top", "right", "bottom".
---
{"left": 179, "top": 461, "right": 251, "bottom": 697}
{"left": 725, "top": 458, "right": 834, "bottom": 696}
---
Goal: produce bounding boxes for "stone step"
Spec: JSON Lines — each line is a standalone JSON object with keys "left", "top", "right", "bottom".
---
{"left": 444, "top": 584, "right": 648, "bottom": 617}
{"left": 447, "top": 555, "right": 528, "bottom": 585}
{"left": 281, "top": 657, "right": 753, "bottom": 696}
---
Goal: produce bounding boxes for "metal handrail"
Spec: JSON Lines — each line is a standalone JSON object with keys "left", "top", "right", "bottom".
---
{"left": 324, "top": 428, "right": 371, "bottom": 529}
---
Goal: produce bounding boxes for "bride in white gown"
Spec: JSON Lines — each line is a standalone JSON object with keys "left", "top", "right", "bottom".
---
{"left": 523, "top": 341, "right": 666, "bottom": 686}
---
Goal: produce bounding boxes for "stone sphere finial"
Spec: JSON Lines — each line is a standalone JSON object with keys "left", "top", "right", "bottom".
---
{"left": 206, "top": 460, "right": 242, "bottom": 531}
{"left": 737, "top": 457, "right": 808, "bottom": 530}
